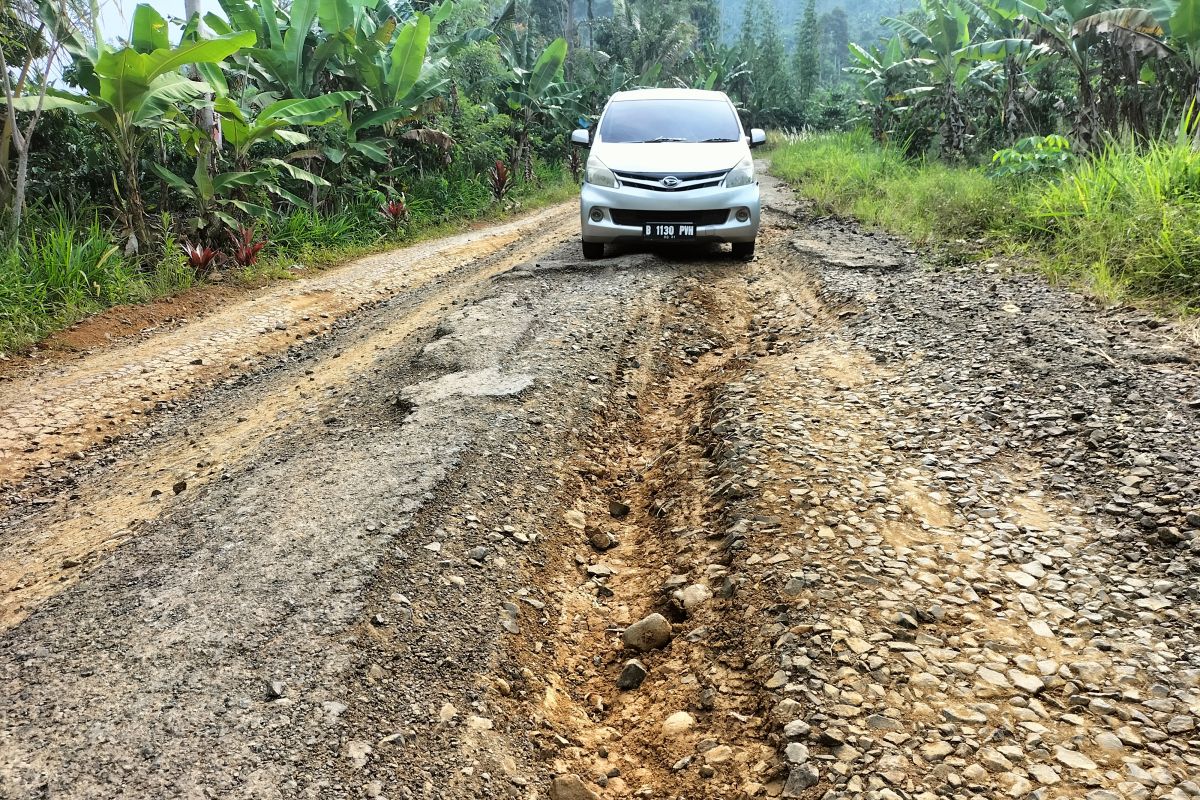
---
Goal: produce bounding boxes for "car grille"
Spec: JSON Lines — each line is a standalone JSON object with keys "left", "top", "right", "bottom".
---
{"left": 613, "top": 170, "right": 728, "bottom": 192}
{"left": 610, "top": 209, "right": 731, "bottom": 227}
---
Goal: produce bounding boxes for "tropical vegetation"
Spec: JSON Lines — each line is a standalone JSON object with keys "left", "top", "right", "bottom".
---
{"left": 790, "top": 0, "right": 1200, "bottom": 308}
{"left": 7, "top": 0, "right": 1200, "bottom": 354}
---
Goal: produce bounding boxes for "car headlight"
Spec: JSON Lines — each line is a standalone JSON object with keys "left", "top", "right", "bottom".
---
{"left": 586, "top": 156, "right": 618, "bottom": 188}
{"left": 724, "top": 155, "right": 755, "bottom": 188}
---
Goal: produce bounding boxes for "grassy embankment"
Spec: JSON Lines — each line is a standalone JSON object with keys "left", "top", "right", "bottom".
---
{"left": 771, "top": 131, "right": 1200, "bottom": 310}
{"left": 0, "top": 165, "right": 578, "bottom": 354}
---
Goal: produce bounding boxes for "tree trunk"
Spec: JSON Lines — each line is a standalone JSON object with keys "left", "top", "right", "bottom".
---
{"left": 123, "top": 145, "right": 151, "bottom": 255}
{"left": 1, "top": 34, "right": 61, "bottom": 239}
{"left": 1003, "top": 58, "right": 1028, "bottom": 144}
{"left": 1191, "top": 74, "right": 1200, "bottom": 149}
{"left": 1075, "top": 66, "right": 1099, "bottom": 152}
{"left": 943, "top": 84, "right": 966, "bottom": 161}
{"left": 11, "top": 141, "right": 29, "bottom": 236}
{"left": 185, "top": 0, "right": 216, "bottom": 140}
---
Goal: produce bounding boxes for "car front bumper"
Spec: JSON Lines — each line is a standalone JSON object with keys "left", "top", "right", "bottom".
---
{"left": 580, "top": 182, "right": 761, "bottom": 244}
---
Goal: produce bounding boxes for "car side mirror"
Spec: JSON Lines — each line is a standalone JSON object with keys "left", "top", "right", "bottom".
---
{"left": 749, "top": 128, "right": 767, "bottom": 148}
{"left": 571, "top": 129, "right": 591, "bottom": 148}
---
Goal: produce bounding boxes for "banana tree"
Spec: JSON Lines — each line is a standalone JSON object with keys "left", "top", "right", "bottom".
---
{"left": 499, "top": 36, "right": 572, "bottom": 179}
{"left": 149, "top": 145, "right": 268, "bottom": 235}
{"left": 10, "top": 9, "right": 254, "bottom": 250}
{"left": 1074, "top": 2, "right": 1197, "bottom": 135}
{"left": 846, "top": 36, "right": 916, "bottom": 142}
{"left": 217, "top": 90, "right": 358, "bottom": 166}
{"left": 206, "top": 0, "right": 341, "bottom": 99}
{"left": 685, "top": 43, "right": 749, "bottom": 93}
{"left": 343, "top": 12, "right": 443, "bottom": 134}
{"left": 325, "top": 11, "right": 451, "bottom": 195}
{"left": 1014, "top": 0, "right": 1116, "bottom": 148}
{"left": 1168, "top": 0, "right": 1200, "bottom": 142}
{"left": 959, "top": 0, "right": 1047, "bottom": 141}
{"left": 885, "top": 0, "right": 981, "bottom": 159}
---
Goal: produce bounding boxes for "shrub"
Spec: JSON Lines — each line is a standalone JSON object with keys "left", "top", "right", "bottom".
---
{"left": 989, "top": 135, "right": 1075, "bottom": 181}
{"left": 0, "top": 206, "right": 141, "bottom": 349}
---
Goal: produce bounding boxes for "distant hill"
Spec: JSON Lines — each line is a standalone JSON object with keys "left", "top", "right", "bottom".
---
{"left": 719, "top": 0, "right": 918, "bottom": 49}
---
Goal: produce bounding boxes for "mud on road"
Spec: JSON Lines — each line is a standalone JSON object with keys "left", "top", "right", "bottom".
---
{"left": 2, "top": 173, "right": 1199, "bottom": 800}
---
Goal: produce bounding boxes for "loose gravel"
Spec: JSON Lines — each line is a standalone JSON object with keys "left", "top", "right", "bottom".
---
{"left": 1, "top": 171, "right": 1196, "bottom": 800}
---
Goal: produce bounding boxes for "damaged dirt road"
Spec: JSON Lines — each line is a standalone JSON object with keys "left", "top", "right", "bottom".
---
{"left": 2, "top": 172, "right": 1199, "bottom": 800}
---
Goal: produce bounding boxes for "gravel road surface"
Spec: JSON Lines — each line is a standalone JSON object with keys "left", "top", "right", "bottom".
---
{"left": 1, "top": 170, "right": 1197, "bottom": 800}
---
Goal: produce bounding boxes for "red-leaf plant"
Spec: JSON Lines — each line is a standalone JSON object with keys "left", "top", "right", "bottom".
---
{"left": 489, "top": 159, "right": 513, "bottom": 202}
{"left": 228, "top": 226, "right": 266, "bottom": 267}
{"left": 380, "top": 196, "right": 409, "bottom": 226}
{"left": 182, "top": 241, "right": 222, "bottom": 274}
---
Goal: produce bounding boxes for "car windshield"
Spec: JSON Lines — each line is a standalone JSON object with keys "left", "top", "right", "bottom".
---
{"left": 599, "top": 99, "right": 742, "bottom": 144}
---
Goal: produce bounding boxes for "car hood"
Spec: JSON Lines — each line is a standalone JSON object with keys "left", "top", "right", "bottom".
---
{"left": 592, "top": 142, "right": 747, "bottom": 174}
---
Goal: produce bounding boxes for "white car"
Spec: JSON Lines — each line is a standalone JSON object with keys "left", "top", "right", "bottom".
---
{"left": 572, "top": 88, "right": 765, "bottom": 260}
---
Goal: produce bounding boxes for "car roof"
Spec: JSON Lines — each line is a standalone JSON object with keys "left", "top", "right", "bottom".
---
{"left": 608, "top": 88, "right": 732, "bottom": 103}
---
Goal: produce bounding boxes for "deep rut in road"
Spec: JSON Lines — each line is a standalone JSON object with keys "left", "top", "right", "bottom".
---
{"left": 517, "top": 275, "right": 768, "bottom": 797}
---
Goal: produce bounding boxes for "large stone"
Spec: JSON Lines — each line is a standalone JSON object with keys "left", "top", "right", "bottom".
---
{"left": 866, "top": 714, "right": 904, "bottom": 732}
{"left": 785, "top": 743, "right": 810, "bottom": 764}
{"left": 672, "top": 583, "right": 713, "bottom": 614}
{"left": 662, "top": 711, "right": 695, "bottom": 737}
{"left": 617, "top": 659, "right": 648, "bottom": 691}
{"left": 1009, "top": 670, "right": 1045, "bottom": 694}
{"left": 943, "top": 706, "right": 988, "bottom": 725}
{"left": 782, "top": 764, "right": 820, "bottom": 797}
{"left": 550, "top": 775, "right": 599, "bottom": 800}
{"left": 979, "top": 747, "right": 1013, "bottom": 773}
{"left": 1167, "top": 715, "right": 1196, "bottom": 735}
{"left": 920, "top": 741, "right": 954, "bottom": 762}
{"left": 1055, "top": 747, "right": 1099, "bottom": 771}
{"left": 704, "top": 745, "right": 734, "bottom": 764}
{"left": 1028, "top": 764, "right": 1061, "bottom": 785}
{"left": 622, "top": 613, "right": 672, "bottom": 652}
{"left": 784, "top": 719, "right": 811, "bottom": 740}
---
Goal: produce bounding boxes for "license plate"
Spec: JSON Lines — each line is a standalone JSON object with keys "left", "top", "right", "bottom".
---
{"left": 643, "top": 222, "right": 695, "bottom": 241}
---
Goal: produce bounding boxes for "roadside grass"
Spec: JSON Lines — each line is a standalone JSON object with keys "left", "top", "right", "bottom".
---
{"left": 770, "top": 131, "right": 1200, "bottom": 309}
{"left": 770, "top": 129, "right": 1013, "bottom": 242}
{"left": 0, "top": 165, "right": 578, "bottom": 354}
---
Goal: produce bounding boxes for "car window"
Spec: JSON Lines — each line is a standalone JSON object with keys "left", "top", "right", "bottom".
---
{"left": 599, "top": 100, "right": 742, "bottom": 144}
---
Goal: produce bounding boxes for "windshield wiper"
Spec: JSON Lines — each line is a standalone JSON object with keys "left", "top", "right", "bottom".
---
{"left": 700, "top": 137, "right": 739, "bottom": 143}
{"left": 635, "top": 137, "right": 688, "bottom": 143}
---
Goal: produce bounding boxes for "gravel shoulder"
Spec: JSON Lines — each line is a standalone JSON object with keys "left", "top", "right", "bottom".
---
{"left": 1, "top": 171, "right": 1197, "bottom": 800}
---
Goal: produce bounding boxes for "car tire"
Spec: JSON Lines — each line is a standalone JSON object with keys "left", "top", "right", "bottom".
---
{"left": 582, "top": 240, "right": 605, "bottom": 260}
{"left": 732, "top": 241, "right": 755, "bottom": 260}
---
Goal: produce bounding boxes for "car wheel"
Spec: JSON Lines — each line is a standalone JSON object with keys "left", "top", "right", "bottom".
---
{"left": 582, "top": 240, "right": 605, "bottom": 260}
{"left": 732, "top": 241, "right": 755, "bottom": 260}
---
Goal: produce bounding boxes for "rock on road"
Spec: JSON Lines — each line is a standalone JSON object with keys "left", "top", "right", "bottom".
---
{"left": 1, "top": 172, "right": 1198, "bottom": 800}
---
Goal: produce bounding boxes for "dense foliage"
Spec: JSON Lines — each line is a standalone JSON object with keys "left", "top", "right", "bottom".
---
{"left": 9, "top": 0, "right": 1200, "bottom": 351}
{"left": 774, "top": 131, "right": 1200, "bottom": 304}
{"left": 846, "top": 0, "right": 1200, "bottom": 160}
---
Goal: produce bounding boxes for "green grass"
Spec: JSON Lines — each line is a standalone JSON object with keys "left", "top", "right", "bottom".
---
{"left": 247, "top": 165, "right": 578, "bottom": 279}
{"left": 0, "top": 164, "right": 579, "bottom": 354}
{"left": 771, "top": 131, "right": 1200, "bottom": 308}
{"left": 1027, "top": 141, "right": 1200, "bottom": 303}
{"left": 771, "top": 130, "right": 1011, "bottom": 242}
{"left": 0, "top": 208, "right": 150, "bottom": 350}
